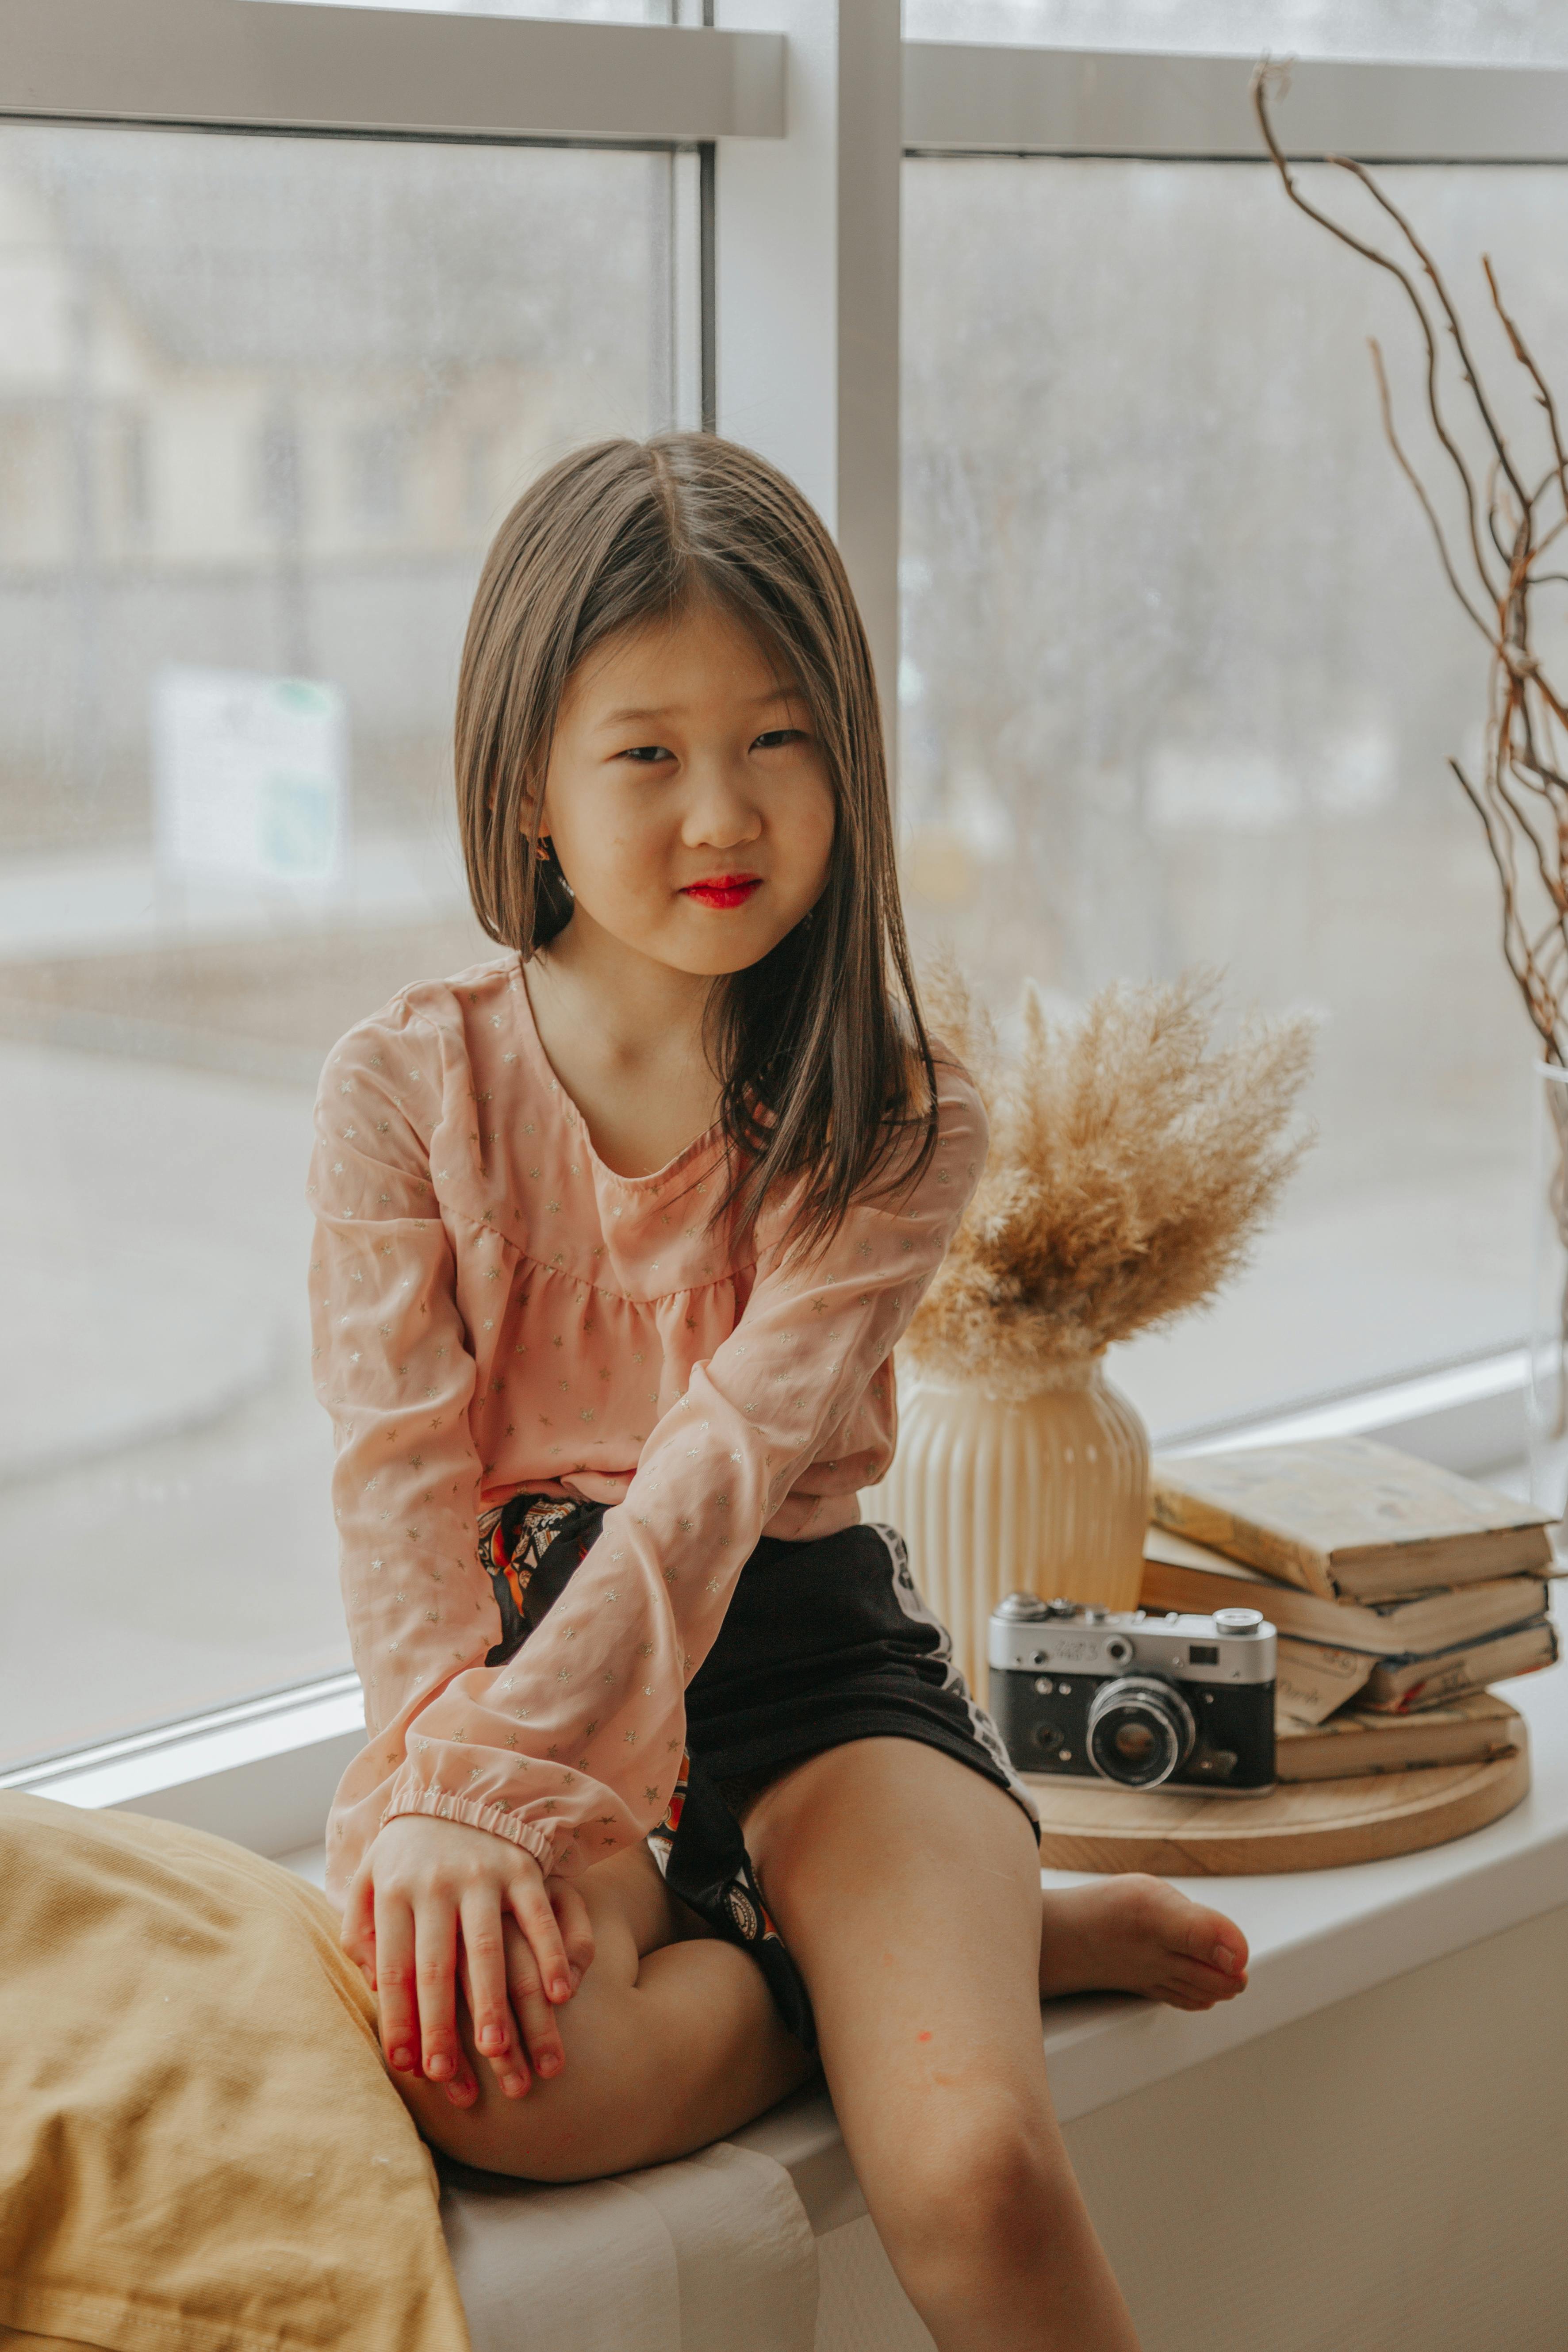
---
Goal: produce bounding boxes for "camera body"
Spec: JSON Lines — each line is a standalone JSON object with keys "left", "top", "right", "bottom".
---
{"left": 988, "top": 1594, "right": 1277, "bottom": 1794}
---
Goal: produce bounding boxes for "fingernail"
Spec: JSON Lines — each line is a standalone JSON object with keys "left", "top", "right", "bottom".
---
{"left": 1211, "top": 1945, "right": 1234, "bottom": 1973}
{"left": 502, "top": 2072, "right": 529, "bottom": 2098}
{"left": 445, "top": 2078, "right": 475, "bottom": 2106}
{"left": 536, "top": 2048, "right": 562, "bottom": 2078}
{"left": 427, "top": 2053, "right": 454, "bottom": 2081}
{"left": 552, "top": 1976, "right": 571, "bottom": 2002}
{"left": 568, "top": 1965, "right": 582, "bottom": 1992}
{"left": 390, "top": 2046, "right": 415, "bottom": 2071}
{"left": 478, "top": 2024, "right": 507, "bottom": 2053}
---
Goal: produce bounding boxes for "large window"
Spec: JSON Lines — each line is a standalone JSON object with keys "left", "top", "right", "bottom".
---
{"left": 0, "top": 121, "right": 699, "bottom": 1769}
{"left": 3, "top": 0, "right": 1561, "bottom": 1838}
{"left": 900, "top": 156, "right": 1562, "bottom": 1435}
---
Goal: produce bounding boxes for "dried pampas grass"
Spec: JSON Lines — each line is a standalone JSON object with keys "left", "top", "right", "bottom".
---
{"left": 907, "top": 964, "right": 1316, "bottom": 1401}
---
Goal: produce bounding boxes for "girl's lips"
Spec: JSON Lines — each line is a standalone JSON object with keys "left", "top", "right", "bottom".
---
{"left": 682, "top": 876, "right": 761, "bottom": 909}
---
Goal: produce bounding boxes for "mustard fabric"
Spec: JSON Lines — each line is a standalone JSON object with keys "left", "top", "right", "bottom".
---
{"left": 0, "top": 1795, "right": 470, "bottom": 2352}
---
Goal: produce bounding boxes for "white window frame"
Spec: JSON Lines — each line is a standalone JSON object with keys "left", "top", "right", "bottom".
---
{"left": 1, "top": 0, "right": 1562, "bottom": 1847}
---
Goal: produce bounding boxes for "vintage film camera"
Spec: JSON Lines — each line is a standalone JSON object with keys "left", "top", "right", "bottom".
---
{"left": 988, "top": 1594, "right": 1277, "bottom": 1793}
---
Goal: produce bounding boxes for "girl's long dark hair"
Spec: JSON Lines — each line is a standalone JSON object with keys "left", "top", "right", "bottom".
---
{"left": 455, "top": 432, "right": 937, "bottom": 1257}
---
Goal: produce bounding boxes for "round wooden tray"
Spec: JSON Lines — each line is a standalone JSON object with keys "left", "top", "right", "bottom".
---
{"left": 1025, "top": 1745, "right": 1531, "bottom": 1875}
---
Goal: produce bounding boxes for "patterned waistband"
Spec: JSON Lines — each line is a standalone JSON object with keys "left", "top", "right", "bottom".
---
{"left": 477, "top": 1491, "right": 606, "bottom": 1668}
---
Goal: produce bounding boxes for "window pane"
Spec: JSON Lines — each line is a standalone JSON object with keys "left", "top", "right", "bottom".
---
{"left": 0, "top": 123, "right": 697, "bottom": 1769}
{"left": 902, "top": 0, "right": 1568, "bottom": 66}
{"left": 901, "top": 157, "right": 1560, "bottom": 1436}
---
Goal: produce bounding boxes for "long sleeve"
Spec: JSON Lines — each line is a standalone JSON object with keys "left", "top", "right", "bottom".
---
{"left": 370, "top": 1059, "right": 988, "bottom": 1882}
{"left": 309, "top": 999, "right": 564, "bottom": 1899}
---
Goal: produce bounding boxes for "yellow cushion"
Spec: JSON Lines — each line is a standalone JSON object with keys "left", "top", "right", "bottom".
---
{"left": 0, "top": 1794, "right": 469, "bottom": 2352}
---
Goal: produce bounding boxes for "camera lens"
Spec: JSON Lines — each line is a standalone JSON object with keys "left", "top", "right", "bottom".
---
{"left": 1085, "top": 1676, "right": 1196, "bottom": 1789}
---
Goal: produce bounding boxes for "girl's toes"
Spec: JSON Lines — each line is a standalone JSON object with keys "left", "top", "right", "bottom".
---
{"left": 1166, "top": 1898, "right": 1249, "bottom": 1982}
{"left": 1153, "top": 1979, "right": 1215, "bottom": 2011}
{"left": 1162, "top": 1957, "right": 1245, "bottom": 2008}
{"left": 1157, "top": 1966, "right": 1231, "bottom": 2010}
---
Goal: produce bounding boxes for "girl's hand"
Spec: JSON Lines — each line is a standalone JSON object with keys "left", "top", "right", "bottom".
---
{"left": 342, "top": 1815, "right": 595, "bottom": 2105}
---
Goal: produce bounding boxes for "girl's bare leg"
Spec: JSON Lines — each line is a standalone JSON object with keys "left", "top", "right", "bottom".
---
{"left": 743, "top": 1738, "right": 1142, "bottom": 2352}
{"left": 397, "top": 1839, "right": 813, "bottom": 2180}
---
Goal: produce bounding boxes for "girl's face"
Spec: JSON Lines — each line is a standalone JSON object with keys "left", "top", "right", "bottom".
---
{"left": 537, "top": 596, "right": 836, "bottom": 979}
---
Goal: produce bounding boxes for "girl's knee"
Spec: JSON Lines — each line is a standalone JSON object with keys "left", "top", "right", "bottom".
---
{"left": 876, "top": 2104, "right": 1068, "bottom": 2284}
{"left": 395, "top": 2051, "right": 622, "bottom": 2182}
{"left": 389, "top": 1933, "right": 646, "bottom": 2179}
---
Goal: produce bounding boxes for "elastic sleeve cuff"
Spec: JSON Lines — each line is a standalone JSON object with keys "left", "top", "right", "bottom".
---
{"left": 380, "top": 1788, "right": 561, "bottom": 1875}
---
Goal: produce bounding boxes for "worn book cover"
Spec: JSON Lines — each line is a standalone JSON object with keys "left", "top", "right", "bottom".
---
{"left": 1355, "top": 1615, "right": 1560, "bottom": 1711}
{"left": 1151, "top": 1435, "right": 1553, "bottom": 1602}
{"left": 1274, "top": 1638, "right": 1376, "bottom": 1724}
{"left": 1276, "top": 1692, "right": 1524, "bottom": 1782}
{"left": 1142, "top": 1526, "right": 1553, "bottom": 1656}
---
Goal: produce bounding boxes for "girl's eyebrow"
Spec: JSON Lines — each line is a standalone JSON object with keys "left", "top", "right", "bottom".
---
{"left": 595, "top": 684, "right": 804, "bottom": 728}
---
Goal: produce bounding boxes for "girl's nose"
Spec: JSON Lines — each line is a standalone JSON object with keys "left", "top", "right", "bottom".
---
{"left": 682, "top": 765, "right": 763, "bottom": 850}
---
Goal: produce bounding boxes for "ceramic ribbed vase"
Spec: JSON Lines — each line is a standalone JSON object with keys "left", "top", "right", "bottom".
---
{"left": 863, "top": 1358, "right": 1151, "bottom": 1698}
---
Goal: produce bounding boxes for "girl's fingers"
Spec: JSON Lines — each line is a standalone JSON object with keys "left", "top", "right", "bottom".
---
{"left": 360, "top": 1823, "right": 572, "bottom": 2103}
{"left": 458, "top": 1945, "right": 532, "bottom": 2101}
{"left": 370, "top": 1887, "right": 421, "bottom": 2076}
{"left": 459, "top": 1887, "right": 530, "bottom": 2100}
{"left": 411, "top": 1897, "right": 465, "bottom": 2090}
{"left": 502, "top": 1915, "right": 566, "bottom": 2081}
{"left": 509, "top": 1868, "right": 574, "bottom": 2006}
{"left": 549, "top": 1877, "right": 596, "bottom": 1992}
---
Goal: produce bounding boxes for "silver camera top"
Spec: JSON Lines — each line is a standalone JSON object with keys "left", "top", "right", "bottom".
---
{"left": 988, "top": 1592, "right": 1276, "bottom": 1688}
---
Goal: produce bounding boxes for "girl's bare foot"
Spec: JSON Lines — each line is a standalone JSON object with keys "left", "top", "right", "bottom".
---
{"left": 1038, "top": 1874, "right": 1250, "bottom": 2012}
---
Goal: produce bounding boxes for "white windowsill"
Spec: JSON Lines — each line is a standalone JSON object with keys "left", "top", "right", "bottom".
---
{"left": 0, "top": 1675, "right": 365, "bottom": 1856}
{"left": 1153, "top": 1344, "right": 1530, "bottom": 1472}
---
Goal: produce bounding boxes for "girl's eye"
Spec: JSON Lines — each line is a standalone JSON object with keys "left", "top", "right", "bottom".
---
{"left": 753, "top": 728, "right": 805, "bottom": 752}
{"left": 620, "top": 744, "right": 674, "bottom": 764}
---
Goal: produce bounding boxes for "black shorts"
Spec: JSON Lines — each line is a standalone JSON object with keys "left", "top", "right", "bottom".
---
{"left": 478, "top": 1495, "right": 1039, "bottom": 2054}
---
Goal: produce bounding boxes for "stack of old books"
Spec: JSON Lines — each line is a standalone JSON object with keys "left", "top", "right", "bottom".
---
{"left": 1142, "top": 1435, "right": 1560, "bottom": 1782}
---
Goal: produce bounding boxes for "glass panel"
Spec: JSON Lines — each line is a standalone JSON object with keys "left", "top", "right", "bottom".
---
{"left": 902, "top": 0, "right": 1568, "bottom": 66}
{"left": 0, "top": 123, "right": 697, "bottom": 1769}
{"left": 901, "top": 157, "right": 1564, "bottom": 1436}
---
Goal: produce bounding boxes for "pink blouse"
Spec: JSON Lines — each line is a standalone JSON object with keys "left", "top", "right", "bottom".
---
{"left": 307, "top": 952, "right": 985, "bottom": 1902}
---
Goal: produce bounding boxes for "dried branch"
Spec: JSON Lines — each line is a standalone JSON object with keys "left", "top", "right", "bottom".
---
{"left": 1335, "top": 155, "right": 1533, "bottom": 524}
{"left": 1368, "top": 340, "right": 1492, "bottom": 640}
{"left": 1253, "top": 60, "right": 1568, "bottom": 1067}
{"left": 1251, "top": 66, "right": 1504, "bottom": 606}
{"left": 1486, "top": 256, "right": 1568, "bottom": 521}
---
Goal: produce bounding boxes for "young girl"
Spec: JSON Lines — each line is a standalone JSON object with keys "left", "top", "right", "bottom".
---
{"left": 308, "top": 433, "right": 1249, "bottom": 2352}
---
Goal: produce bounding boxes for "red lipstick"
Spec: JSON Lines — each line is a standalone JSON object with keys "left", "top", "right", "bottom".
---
{"left": 682, "top": 874, "right": 761, "bottom": 910}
